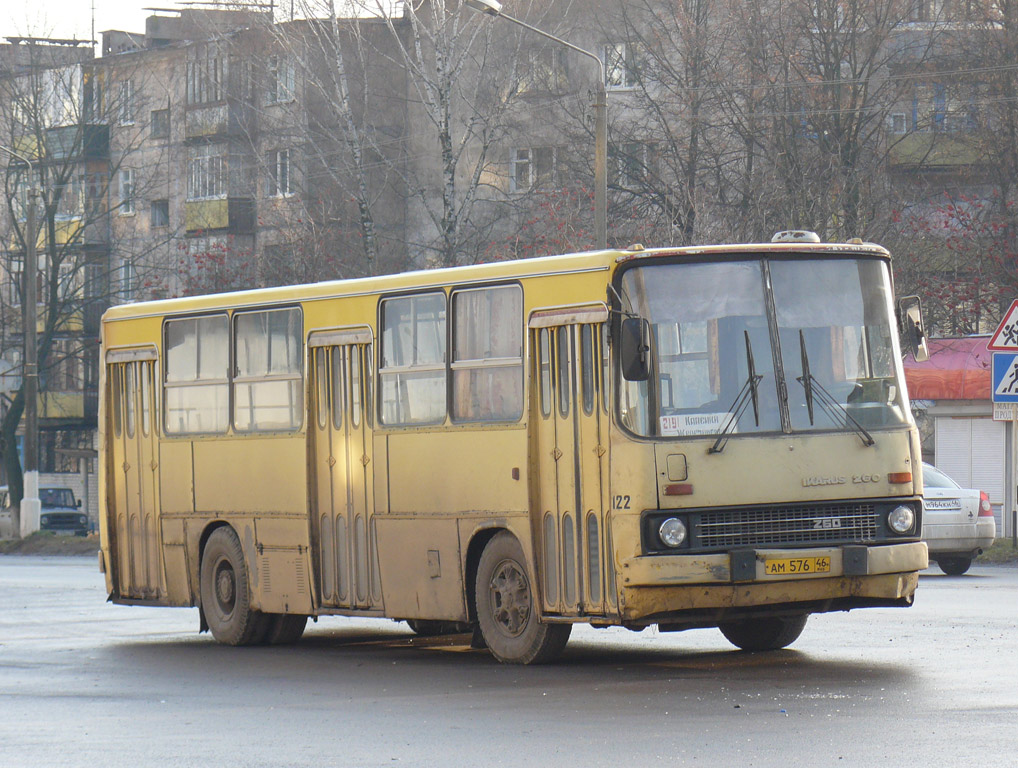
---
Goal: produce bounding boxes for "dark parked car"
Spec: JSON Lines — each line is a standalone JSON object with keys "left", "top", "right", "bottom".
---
{"left": 38, "top": 487, "right": 88, "bottom": 537}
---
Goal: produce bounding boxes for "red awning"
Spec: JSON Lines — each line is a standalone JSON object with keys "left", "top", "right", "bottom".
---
{"left": 903, "top": 336, "right": 992, "bottom": 401}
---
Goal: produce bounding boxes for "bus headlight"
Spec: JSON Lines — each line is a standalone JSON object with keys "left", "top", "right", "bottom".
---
{"left": 887, "top": 505, "right": 915, "bottom": 534}
{"left": 658, "top": 517, "right": 688, "bottom": 548}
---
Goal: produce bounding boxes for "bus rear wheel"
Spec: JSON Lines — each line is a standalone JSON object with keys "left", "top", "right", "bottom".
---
{"left": 719, "top": 614, "right": 809, "bottom": 651}
{"left": 474, "top": 531, "right": 571, "bottom": 665}
{"left": 200, "top": 526, "right": 268, "bottom": 646}
{"left": 265, "top": 614, "right": 308, "bottom": 644}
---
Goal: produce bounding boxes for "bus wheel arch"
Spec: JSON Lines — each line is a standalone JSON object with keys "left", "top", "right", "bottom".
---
{"left": 473, "top": 529, "right": 571, "bottom": 664}
{"left": 198, "top": 524, "right": 269, "bottom": 646}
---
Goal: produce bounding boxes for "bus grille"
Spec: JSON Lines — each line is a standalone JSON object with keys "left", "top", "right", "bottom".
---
{"left": 696, "top": 503, "right": 878, "bottom": 549}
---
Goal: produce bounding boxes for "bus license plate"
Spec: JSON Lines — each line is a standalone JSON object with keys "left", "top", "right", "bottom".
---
{"left": 764, "top": 556, "right": 831, "bottom": 576}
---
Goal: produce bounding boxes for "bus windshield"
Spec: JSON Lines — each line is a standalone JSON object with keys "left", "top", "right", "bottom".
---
{"left": 617, "top": 257, "right": 908, "bottom": 438}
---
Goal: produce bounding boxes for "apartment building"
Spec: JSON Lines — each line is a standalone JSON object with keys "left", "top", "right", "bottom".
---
{"left": 1, "top": 1, "right": 1013, "bottom": 492}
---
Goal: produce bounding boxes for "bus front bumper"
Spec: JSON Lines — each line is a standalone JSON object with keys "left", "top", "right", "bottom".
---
{"left": 615, "top": 541, "right": 927, "bottom": 625}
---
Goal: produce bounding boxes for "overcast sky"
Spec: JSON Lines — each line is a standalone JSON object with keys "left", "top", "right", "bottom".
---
{"left": 2, "top": 2, "right": 394, "bottom": 44}
{"left": 3, "top": 1, "right": 161, "bottom": 43}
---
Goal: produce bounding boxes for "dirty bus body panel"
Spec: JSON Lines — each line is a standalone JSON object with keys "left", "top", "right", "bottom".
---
{"left": 98, "top": 239, "right": 926, "bottom": 663}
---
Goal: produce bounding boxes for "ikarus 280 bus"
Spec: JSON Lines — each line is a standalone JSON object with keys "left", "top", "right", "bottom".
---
{"left": 99, "top": 231, "right": 929, "bottom": 663}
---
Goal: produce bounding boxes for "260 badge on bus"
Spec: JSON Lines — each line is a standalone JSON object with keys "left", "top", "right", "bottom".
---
{"left": 764, "top": 556, "right": 832, "bottom": 576}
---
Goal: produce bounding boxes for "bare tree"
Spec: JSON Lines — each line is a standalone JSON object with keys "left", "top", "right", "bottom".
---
{"left": 349, "top": 0, "right": 520, "bottom": 267}
{"left": 0, "top": 41, "right": 169, "bottom": 509}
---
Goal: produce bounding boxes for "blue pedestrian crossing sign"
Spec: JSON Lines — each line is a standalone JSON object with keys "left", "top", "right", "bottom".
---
{"left": 992, "top": 353, "right": 1018, "bottom": 403}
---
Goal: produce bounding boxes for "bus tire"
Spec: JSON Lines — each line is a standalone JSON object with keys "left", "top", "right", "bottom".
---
{"left": 936, "top": 556, "right": 972, "bottom": 576}
{"left": 719, "top": 613, "right": 809, "bottom": 651}
{"left": 475, "top": 531, "right": 571, "bottom": 664}
{"left": 200, "top": 526, "right": 268, "bottom": 646}
{"left": 265, "top": 614, "right": 308, "bottom": 644}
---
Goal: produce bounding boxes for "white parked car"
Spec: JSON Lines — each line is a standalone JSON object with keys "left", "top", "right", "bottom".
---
{"left": 921, "top": 463, "right": 995, "bottom": 575}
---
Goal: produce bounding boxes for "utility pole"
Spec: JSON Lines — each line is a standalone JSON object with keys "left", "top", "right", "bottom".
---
{"left": 465, "top": 0, "right": 608, "bottom": 250}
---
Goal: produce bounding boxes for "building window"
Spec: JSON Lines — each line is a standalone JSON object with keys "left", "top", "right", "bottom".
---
{"left": 612, "top": 142, "right": 652, "bottom": 189}
{"left": 47, "top": 338, "right": 82, "bottom": 392}
{"left": 150, "top": 108, "right": 169, "bottom": 139}
{"left": 266, "top": 149, "right": 292, "bottom": 197}
{"left": 6, "top": 258, "right": 42, "bottom": 307}
{"left": 266, "top": 55, "right": 296, "bottom": 104}
{"left": 233, "top": 307, "right": 303, "bottom": 432}
{"left": 520, "top": 48, "right": 567, "bottom": 95}
{"left": 379, "top": 292, "right": 447, "bottom": 425}
{"left": 511, "top": 146, "right": 557, "bottom": 193}
{"left": 187, "top": 144, "right": 228, "bottom": 200}
{"left": 187, "top": 50, "right": 226, "bottom": 105}
{"left": 603, "top": 42, "right": 640, "bottom": 90}
{"left": 452, "top": 285, "right": 523, "bottom": 422}
{"left": 119, "top": 80, "right": 135, "bottom": 125}
{"left": 890, "top": 112, "right": 907, "bottom": 134}
{"left": 116, "top": 259, "right": 137, "bottom": 302}
{"left": 150, "top": 199, "right": 169, "bottom": 228}
{"left": 119, "top": 169, "right": 135, "bottom": 215}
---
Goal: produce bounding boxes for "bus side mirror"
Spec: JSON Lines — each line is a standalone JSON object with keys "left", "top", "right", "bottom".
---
{"left": 898, "top": 295, "right": 929, "bottom": 363}
{"left": 620, "top": 317, "right": 650, "bottom": 381}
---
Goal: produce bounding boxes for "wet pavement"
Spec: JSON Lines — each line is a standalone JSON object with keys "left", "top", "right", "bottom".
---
{"left": 1, "top": 555, "right": 1015, "bottom": 767}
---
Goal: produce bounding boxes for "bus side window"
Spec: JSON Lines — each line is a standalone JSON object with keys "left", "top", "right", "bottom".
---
{"left": 539, "top": 328, "right": 551, "bottom": 419}
{"left": 379, "top": 292, "right": 447, "bottom": 426}
{"left": 557, "top": 326, "right": 571, "bottom": 417}
{"left": 315, "top": 348, "right": 328, "bottom": 430}
{"left": 112, "top": 366, "right": 123, "bottom": 438}
{"left": 140, "top": 361, "right": 151, "bottom": 437}
{"left": 600, "top": 322, "right": 610, "bottom": 415}
{"left": 125, "top": 362, "right": 136, "bottom": 439}
{"left": 581, "top": 325, "right": 595, "bottom": 416}
{"left": 164, "top": 315, "right": 230, "bottom": 435}
{"left": 351, "top": 347, "right": 362, "bottom": 428}
{"left": 331, "top": 347, "right": 344, "bottom": 431}
{"left": 233, "top": 307, "right": 303, "bottom": 432}
{"left": 451, "top": 285, "right": 523, "bottom": 422}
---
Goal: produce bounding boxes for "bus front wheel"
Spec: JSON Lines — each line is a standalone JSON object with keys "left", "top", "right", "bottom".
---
{"left": 475, "top": 532, "right": 571, "bottom": 665}
{"left": 200, "top": 526, "right": 269, "bottom": 646}
{"left": 719, "top": 614, "right": 809, "bottom": 652}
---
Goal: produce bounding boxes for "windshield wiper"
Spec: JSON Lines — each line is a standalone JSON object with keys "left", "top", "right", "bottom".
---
{"left": 709, "top": 331, "right": 762, "bottom": 454}
{"left": 796, "top": 330, "right": 874, "bottom": 447}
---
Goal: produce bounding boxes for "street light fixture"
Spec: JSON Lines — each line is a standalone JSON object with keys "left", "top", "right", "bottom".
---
{"left": 0, "top": 143, "right": 41, "bottom": 539}
{"left": 465, "top": 0, "right": 608, "bottom": 250}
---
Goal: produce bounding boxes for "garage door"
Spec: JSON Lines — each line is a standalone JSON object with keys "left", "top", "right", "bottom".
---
{"left": 935, "top": 417, "right": 1005, "bottom": 535}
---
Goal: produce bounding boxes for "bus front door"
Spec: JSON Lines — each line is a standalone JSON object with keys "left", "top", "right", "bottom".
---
{"left": 531, "top": 319, "right": 614, "bottom": 618}
{"left": 107, "top": 354, "right": 162, "bottom": 600}
{"left": 310, "top": 337, "right": 382, "bottom": 612}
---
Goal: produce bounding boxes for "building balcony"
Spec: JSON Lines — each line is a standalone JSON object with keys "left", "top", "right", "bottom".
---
{"left": 184, "top": 101, "right": 256, "bottom": 141}
{"left": 185, "top": 197, "right": 255, "bottom": 234}
{"left": 888, "top": 132, "right": 985, "bottom": 169}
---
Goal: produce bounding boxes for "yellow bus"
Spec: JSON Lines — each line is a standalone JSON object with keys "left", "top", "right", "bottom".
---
{"left": 99, "top": 233, "right": 930, "bottom": 664}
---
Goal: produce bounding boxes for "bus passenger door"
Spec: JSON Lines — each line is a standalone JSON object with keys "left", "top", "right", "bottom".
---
{"left": 106, "top": 350, "right": 161, "bottom": 599}
{"left": 310, "top": 332, "right": 382, "bottom": 612}
{"left": 530, "top": 310, "right": 612, "bottom": 618}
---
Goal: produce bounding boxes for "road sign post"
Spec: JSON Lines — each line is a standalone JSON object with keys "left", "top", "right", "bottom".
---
{"left": 989, "top": 303, "right": 1018, "bottom": 541}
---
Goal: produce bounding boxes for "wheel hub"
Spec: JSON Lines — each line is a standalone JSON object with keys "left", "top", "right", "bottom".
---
{"left": 489, "top": 559, "right": 530, "bottom": 637}
{"left": 215, "top": 562, "right": 236, "bottom": 612}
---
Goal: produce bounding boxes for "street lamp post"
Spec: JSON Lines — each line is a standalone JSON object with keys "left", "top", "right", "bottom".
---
{"left": 465, "top": 0, "right": 607, "bottom": 250}
{"left": 0, "top": 144, "right": 41, "bottom": 538}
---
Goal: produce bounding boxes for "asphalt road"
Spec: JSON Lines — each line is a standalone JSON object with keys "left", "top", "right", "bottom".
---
{"left": 1, "top": 555, "right": 1015, "bottom": 767}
